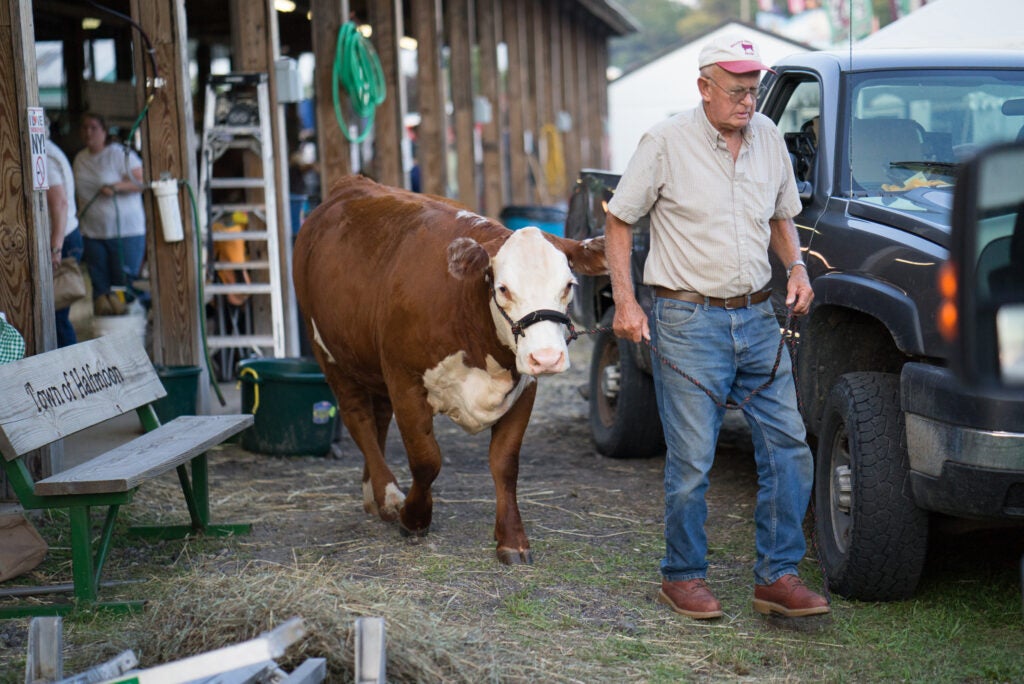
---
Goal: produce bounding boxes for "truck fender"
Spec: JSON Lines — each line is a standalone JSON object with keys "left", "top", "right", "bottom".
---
{"left": 811, "top": 273, "right": 925, "bottom": 356}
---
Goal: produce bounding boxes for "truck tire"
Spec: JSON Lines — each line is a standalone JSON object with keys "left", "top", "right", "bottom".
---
{"left": 815, "top": 371, "right": 929, "bottom": 601}
{"left": 588, "top": 308, "right": 664, "bottom": 459}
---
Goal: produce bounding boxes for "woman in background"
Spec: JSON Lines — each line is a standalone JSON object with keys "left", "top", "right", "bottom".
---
{"left": 73, "top": 112, "right": 147, "bottom": 316}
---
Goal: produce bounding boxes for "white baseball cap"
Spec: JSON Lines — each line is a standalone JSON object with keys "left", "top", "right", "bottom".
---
{"left": 698, "top": 35, "right": 775, "bottom": 74}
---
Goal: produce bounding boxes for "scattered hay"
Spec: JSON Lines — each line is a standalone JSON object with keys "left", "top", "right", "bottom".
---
{"left": 70, "top": 560, "right": 538, "bottom": 682}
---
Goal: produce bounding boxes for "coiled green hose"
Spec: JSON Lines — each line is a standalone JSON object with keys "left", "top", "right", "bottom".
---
{"left": 332, "top": 22, "right": 387, "bottom": 144}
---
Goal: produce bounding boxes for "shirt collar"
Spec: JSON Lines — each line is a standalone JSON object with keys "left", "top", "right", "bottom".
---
{"left": 697, "top": 104, "right": 755, "bottom": 150}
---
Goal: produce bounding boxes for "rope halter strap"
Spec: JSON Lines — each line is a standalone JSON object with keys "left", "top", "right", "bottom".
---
{"left": 487, "top": 274, "right": 576, "bottom": 344}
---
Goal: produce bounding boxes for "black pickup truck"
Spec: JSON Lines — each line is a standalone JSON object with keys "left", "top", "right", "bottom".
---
{"left": 567, "top": 49, "right": 1024, "bottom": 601}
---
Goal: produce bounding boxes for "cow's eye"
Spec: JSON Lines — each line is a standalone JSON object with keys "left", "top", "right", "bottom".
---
{"left": 562, "top": 282, "right": 574, "bottom": 299}
{"left": 497, "top": 284, "right": 509, "bottom": 297}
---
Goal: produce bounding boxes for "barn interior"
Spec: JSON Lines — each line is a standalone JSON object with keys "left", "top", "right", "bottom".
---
{"left": 0, "top": 0, "right": 634, "bottom": 481}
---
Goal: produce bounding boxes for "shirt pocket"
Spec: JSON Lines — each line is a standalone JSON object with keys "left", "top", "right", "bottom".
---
{"left": 747, "top": 179, "right": 776, "bottom": 224}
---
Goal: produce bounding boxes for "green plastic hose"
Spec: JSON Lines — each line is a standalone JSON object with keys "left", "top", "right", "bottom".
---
{"left": 332, "top": 21, "right": 387, "bottom": 144}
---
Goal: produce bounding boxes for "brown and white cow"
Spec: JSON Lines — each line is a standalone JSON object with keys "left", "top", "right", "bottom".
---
{"left": 293, "top": 175, "right": 606, "bottom": 564}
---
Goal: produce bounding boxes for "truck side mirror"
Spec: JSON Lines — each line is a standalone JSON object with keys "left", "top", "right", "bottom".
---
{"left": 945, "top": 140, "right": 1024, "bottom": 391}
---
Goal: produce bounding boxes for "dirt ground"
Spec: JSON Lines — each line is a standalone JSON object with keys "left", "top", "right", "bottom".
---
{"left": 225, "top": 335, "right": 758, "bottom": 574}
{"left": 5, "top": 334, "right": 1024, "bottom": 681}
{"left": 0, "top": 336, "right": 785, "bottom": 681}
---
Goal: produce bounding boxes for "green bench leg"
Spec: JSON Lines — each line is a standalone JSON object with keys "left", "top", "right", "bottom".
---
{"left": 129, "top": 454, "right": 251, "bottom": 540}
{"left": 0, "top": 505, "right": 145, "bottom": 618}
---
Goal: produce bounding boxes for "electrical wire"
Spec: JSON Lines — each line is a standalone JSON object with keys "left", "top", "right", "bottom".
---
{"left": 332, "top": 21, "right": 386, "bottom": 144}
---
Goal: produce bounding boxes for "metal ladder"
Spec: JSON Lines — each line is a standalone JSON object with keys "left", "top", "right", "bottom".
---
{"left": 198, "top": 73, "right": 285, "bottom": 374}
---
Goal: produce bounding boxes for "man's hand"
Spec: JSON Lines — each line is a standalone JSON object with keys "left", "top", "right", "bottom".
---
{"left": 613, "top": 296, "right": 650, "bottom": 343}
{"left": 785, "top": 266, "right": 813, "bottom": 315}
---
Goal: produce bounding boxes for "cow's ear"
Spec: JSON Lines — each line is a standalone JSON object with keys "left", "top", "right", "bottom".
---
{"left": 556, "top": 235, "right": 608, "bottom": 276}
{"left": 447, "top": 237, "right": 490, "bottom": 279}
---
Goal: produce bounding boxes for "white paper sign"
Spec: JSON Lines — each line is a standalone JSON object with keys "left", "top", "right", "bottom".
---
{"left": 28, "top": 106, "right": 48, "bottom": 191}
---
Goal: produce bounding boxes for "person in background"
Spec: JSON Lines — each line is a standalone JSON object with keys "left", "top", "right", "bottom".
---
{"left": 605, "top": 35, "right": 829, "bottom": 620}
{"left": 73, "top": 112, "right": 147, "bottom": 316}
{"left": 45, "top": 127, "right": 83, "bottom": 347}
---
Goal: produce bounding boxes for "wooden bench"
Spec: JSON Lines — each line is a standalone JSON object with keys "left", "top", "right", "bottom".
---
{"left": 0, "top": 331, "right": 254, "bottom": 617}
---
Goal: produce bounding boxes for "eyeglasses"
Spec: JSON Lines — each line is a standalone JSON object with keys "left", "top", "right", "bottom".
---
{"left": 704, "top": 75, "right": 760, "bottom": 104}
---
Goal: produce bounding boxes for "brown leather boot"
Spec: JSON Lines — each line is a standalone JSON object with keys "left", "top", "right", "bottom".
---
{"left": 752, "top": 574, "right": 830, "bottom": 617}
{"left": 658, "top": 578, "right": 723, "bottom": 619}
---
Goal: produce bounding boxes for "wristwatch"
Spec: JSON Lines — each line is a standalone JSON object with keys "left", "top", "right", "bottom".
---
{"left": 786, "top": 259, "right": 806, "bottom": 279}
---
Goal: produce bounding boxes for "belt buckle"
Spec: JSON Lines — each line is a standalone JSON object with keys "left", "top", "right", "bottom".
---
{"left": 723, "top": 294, "right": 749, "bottom": 310}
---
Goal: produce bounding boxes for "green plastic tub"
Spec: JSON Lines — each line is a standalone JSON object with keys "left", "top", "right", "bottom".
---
{"left": 153, "top": 365, "right": 201, "bottom": 423}
{"left": 237, "top": 358, "right": 337, "bottom": 456}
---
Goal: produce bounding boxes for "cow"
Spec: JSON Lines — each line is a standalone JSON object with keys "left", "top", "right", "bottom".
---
{"left": 292, "top": 175, "right": 606, "bottom": 564}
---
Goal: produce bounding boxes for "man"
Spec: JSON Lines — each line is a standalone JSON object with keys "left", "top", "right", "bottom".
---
{"left": 605, "top": 35, "right": 829, "bottom": 619}
{"left": 46, "top": 132, "right": 83, "bottom": 347}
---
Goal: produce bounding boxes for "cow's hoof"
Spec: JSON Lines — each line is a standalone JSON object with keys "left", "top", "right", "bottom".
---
{"left": 496, "top": 547, "right": 533, "bottom": 565}
{"left": 399, "top": 524, "right": 429, "bottom": 538}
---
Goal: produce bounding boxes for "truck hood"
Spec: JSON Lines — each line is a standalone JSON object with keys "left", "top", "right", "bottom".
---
{"left": 846, "top": 187, "right": 952, "bottom": 249}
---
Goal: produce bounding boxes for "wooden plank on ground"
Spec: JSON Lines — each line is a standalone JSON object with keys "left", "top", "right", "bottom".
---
{"left": 25, "top": 616, "right": 62, "bottom": 684}
{"left": 102, "top": 617, "right": 307, "bottom": 684}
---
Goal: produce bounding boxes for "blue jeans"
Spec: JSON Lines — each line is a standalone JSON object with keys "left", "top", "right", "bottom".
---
{"left": 55, "top": 229, "right": 84, "bottom": 348}
{"left": 82, "top": 234, "right": 146, "bottom": 299}
{"left": 650, "top": 296, "right": 813, "bottom": 586}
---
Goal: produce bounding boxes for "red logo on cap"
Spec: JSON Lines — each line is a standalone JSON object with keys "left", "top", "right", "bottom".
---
{"left": 733, "top": 40, "right": 755, "bottom": 55}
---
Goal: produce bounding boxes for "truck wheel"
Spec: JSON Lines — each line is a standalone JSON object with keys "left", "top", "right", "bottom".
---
{"left": 815, "top": 372, "right": 929, "bottom": 601}
{"left": 588, "top": 308, "right": 664, "bottom": 459}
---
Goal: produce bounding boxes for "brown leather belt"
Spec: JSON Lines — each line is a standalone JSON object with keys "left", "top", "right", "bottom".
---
{"left": 654, "top": 287, "right": 772, "bottom": 309}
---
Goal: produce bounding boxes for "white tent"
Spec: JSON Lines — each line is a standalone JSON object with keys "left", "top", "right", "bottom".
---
{"left": 857, "top": 0, "right": 1024, "bottom": 49}
{"left": 607, "top": 22, "right": 810, "bottom": 173}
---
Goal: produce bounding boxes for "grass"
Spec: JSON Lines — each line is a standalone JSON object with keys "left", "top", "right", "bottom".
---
{"left": 1, "top": 340, "right": 1022, "bottom": 681}
{"left": 2, "top": 489, "right": 1022, "bottom": 683}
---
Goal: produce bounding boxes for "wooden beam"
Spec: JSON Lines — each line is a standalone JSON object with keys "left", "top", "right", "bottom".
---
{"left": 411, "top": 0, "right": 446, "bottom": 197}
{"left": 0, "top": 0, "right": 50, "bottom": 354}
{"left": 595, "top": 28, "right": 610, "bottom": 169}
{"left": 230, "top": 0, "right": 299, "bottom": 357}
{"left": 561, "top": 7, "right": 580, "bottom": 198}
{"left": 130, "top": 0, "right": 202, "bottom": 371}
{"left": 368, "top": 0, "right": 406, "bottom": 189}
{"left": 311, "top": 0, "right": 352, "bottom": 195}
{"left": 476, "top": 0, "right": 503, "bottom": 217}
{"left": 538, "top": 1, "right": 562, "bottom": 204}
{"left": 501, "top": 0, "right": 529, "bottom": 205}
{"left": 575, "top": 19, "right": 591, "bottom": 169}
{"left": 0, "top": 0, "right": 59, "bottom": 492}
{"left": 591, "top": 23, "right": 607, "bottom": 169}
{"left": 527, "top": 0, "right": 546, "bottom": 203}
{"left": 446, "top": 0, "right": 475, "bottom": 209}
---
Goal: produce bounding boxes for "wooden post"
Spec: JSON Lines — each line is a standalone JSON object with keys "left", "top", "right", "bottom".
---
{"left": 368, "top": 0, "right": 406, "bottom": 189}
{"left": 130, "top": 0, "right": 202, "bottom": 372}
{"left": 446, "top": 0, "right": 475, "bottom": 209}
{"left": 502, "top": 0, "right": 529, "bottom": 206}
{"left": 527, "top": 0, "right": 547, "bottom": 203}
{"left": 593, "top": 25, "right": 608, "bottom": 169}
{"left": 311, "top": 0, "right": 352, "bottom": 195}
{"left": 476, "top": 0, "right": 504, "bottom": 217}
{"left": 576, "top": 20, "right": 592, "bottom": 169}
{"left": 546, "top": 2, "right": 563, "bottom": 203}
{"left": 411, "top": 0, "right": 447, "bottom": 197}
{"left": 0, "top": 0, "right": 60, "bottom": 493}
{"left": 230, "top": 0, "right": 299, "bottom": 357}
{"left": 595, "top": 29, "right": 611, "bottom": 169}
{"left": 561, "top": 8, "right": 580, "bottom": 199}
{"left": 0, "top": 0, "right": 50, "bottom": 355}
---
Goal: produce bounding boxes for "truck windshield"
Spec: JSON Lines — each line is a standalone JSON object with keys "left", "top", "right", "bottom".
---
{"left": 842, "top": 69, "right": 1024, "bottom": 214}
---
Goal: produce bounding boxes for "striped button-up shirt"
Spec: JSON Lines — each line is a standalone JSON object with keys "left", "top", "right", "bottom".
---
{"left": 608, "top": 105, "right": 801, "bottom": 299}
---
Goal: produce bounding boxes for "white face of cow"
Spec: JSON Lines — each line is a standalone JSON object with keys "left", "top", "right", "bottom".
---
{"left": 489, "top": 227, "right": 576, "bottom": 375}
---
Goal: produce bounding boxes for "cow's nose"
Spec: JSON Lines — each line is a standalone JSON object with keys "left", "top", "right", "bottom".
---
{"left": 527, "top": 348, "right": 567, "bottom": 374}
